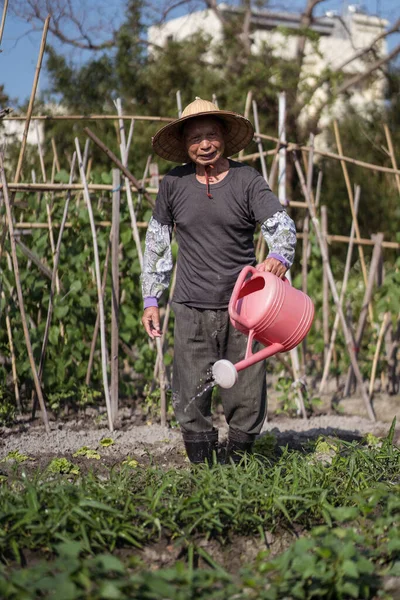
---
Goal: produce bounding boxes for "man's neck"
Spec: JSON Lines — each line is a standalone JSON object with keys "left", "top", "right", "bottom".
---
{"left": 195, "top": 158, "right": 229, "bottom": 178}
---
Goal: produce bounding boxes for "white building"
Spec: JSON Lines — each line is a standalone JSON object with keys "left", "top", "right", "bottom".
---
{"left": 148, "top": 3, "right": 389, "bottom": 129}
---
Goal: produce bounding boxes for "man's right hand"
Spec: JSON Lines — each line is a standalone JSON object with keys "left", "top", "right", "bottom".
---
{"left": 142, "top": 307, "right": 162, "bottom": 339}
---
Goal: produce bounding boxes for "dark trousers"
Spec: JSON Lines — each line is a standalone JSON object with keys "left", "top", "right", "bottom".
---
{"left": 171, "top": 302, "right": 267, "bottom": 442}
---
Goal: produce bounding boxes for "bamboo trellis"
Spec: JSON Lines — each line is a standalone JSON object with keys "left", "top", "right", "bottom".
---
{"left": 1, "top": 70, "right": 400, "bottom": 430}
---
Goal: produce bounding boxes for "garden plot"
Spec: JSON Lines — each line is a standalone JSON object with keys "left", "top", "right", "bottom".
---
{"left": 0, "top": 415, "right": 399, "bottom": 599}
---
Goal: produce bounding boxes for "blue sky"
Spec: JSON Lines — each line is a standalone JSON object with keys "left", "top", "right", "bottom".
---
{"left": 1, "top": 0, "right": 399, "bottom": 106}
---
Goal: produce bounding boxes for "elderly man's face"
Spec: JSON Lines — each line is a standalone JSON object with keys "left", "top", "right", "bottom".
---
{"left": 183, "top": 117, "right": 225, "bottom": 167}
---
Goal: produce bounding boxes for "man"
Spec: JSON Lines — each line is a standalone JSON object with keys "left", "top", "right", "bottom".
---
{"left": 141, "top": 97, "right": 296, "bottom": 464}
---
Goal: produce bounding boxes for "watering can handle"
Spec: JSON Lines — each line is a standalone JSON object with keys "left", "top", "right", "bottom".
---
{"left": 229, "top": 265, "right": 290, "bottom": 325}
{"left": 229, "top": 265, "right": 258, "bottom": 325}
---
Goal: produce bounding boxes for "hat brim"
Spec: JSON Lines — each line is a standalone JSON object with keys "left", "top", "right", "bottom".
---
{"left": 152, "top": 110, "right": 255, "bottom": 163}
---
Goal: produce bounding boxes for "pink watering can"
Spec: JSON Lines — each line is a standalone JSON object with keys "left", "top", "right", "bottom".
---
{"left": 212, "top": 265, "right": 315, "bottom": 388}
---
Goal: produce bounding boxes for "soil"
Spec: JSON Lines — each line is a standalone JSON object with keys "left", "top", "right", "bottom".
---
{"left": 0, "top": 391, "right": 398, "bottom": 468}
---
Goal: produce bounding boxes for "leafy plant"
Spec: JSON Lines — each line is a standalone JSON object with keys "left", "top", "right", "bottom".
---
{"left": 72, "top": 446, "right": 101, "bottom": 459}
{"left": 46, "top": 458, "right": 80, "bottom": 475}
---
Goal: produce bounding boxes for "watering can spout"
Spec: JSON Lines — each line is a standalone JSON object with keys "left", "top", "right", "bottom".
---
{"left": 212, "top": 360, "right": 238, "bottom": 389}
{"left": 212, "top": 341, "right": 286, "bottom": 389}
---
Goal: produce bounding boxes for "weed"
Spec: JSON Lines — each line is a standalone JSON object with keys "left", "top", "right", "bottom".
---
{"left": 46, "top": 458, "right": 80, "bottom": 475}
{"left": 72, "top": 446, "right": 101, "bottom": 459}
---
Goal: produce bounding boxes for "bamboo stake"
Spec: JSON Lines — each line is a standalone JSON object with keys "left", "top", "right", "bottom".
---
{"left": 115, "top": 99, "right": 144, "bottom": 269}
{"left": 1, "top": 182, "right": 161, "bottom": 193}
{"left": 176, "top": 90, "right": 183, "bottom": 117}
{"left": 3, "top": 291, "right": 20, "bottom": 410}
{"left": 333, "top": 121, "right": 371, "bottom": 322}
{"left": 8, "top": 218, "right": 400, "bottom": 250}
{"left": 137, "top": 155, "right": 152, "bottom": 216}
{"left": 0, "top": 16, "right": 50, "bottom": 264}
{"left": 239, "top": 91, "right": 253, "bottom": 160}
{"left": 277, "top": 91, "right": 288, "bottom": 206}
{"left": 37, "top": 155, "right": 76, "bottom": 382}
{"left": 153, "top": 264, "right": 177, "bottom": 381}
{"left": 0, "top": 154, "right": 50, "bottom": 432}
{"left": 284, "top": 269, "right": 308, "bottom": 419}
{"left": 369, "top": 312, "right": 391, "bottom": 399}
{"left": 86, "top": 236, "right": 111, "bottom": 386}
{"left": 386, "top": 317, "right": 400, "bottom": 395}
{"left": 75, "top": 138, "right": 113, "bottom": 432}
{"left": 252, "top": 101, "right": 269, "bottom": 182}
{"left": 14, "top": 17, "right": 50, "bottom": 184}
{"left": 111, "top": 170, "right": 120, "bottom": 424}
{"left": 321, "top": 206, "right": 329, "bottom": 362}
{"left": 315, "top": 170, "right": 323, "bottom": 208}
{"left": 301, "top": 136, "right": 314, "bottom": 366}
{"left": 156, "top": 336, "right": 167, "bottom": 427}
{"left": 51, "top": 138, "right": 61, "bottom": 173}
{"left": 15, "top": 239, "right": 54, "bottom": 281}
{"left": 35, "top": 122, "right": 63, "bottom": 298}
{"left": 319, "top": 188, "right": 360, "bottom": 393}
{"left": 125, "top": 119, "right": 135, "bottom": 158}
{"left": 344, "top": 232, "right": 384, "bottom": 396}
{"left": 383, "top": 124, "right": 400, "bottom": 195}
{"left": 0, "top": 0, "right": 9, "bottom": 46}
{"left": 5, "top": 114, "right": 174, "bottom": 122}
{"left": 84, "top": 127, "right": 155, "bottom": 209}
{"left": 292, "top": 151, "right": 375, "bottom": 421}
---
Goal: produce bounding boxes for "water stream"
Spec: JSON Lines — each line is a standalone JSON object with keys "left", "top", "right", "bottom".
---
{"left": 184, "top": 368, "right": 217, "bottom": 413}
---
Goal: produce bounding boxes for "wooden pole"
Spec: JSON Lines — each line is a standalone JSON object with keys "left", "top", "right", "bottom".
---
{"left": 369, "top": 312, "right": 391, "bottom": 399}
{"left": 319, "top": 188, "right": 360, "bottom": 393}
{"left": 37, "top": 155, "right": 76, "bottom": 381}
{"left": 0, "top": 16, "right": 50, "bottom": 264}
{"left": 0, "top": 155, "right": 50, "bottom": 432}
{"left": 3, "top": 291, "right": 20, "bottom": 410}
{"left": 239, "top": 91, "right": 252, "bottom": 160}
{"left": 344, "top": 233, "right": 384, "bottom": 396}
{"left": 252, "top": 101, "right": 269, "bottom": 182}
{"left": 176, "top": 90, "right": 183, "bottom": 117}
{"left": 83, "top": 127, "right": 155, "bottom": 209}
{"left": 5, "top": 114, "right": 174, "bottom": 122}
{"left": 111, "top": 170, "right": 120, "bottom": 425}
{"left": 301, "top": 136, "right": 315, "bottom": 367}
{"left": 14, "top": 16, "right": 50, "bottom": 184}
{"left": 51, "top": 138, "right": 61, "bottom": 173}
{"left": 86, "top": 236, "right": 111, "bottom": 386}
{"left": 292, "top": 151, "right": 375, "bottom": 421}
{"left": 156, "top": 337, "right": 167, "bottom": 428}
{"left": 383, "top": 124, "right": 400, "bottom": 195}
{"left": 333, "top": 121, "right": 372, "bottom": 324}
{"left": 115, "top": 99, "right": 144, "bottom": 269}
{"left": 321, "top": 206, "right": 330, "bottom": 362}
{"left": 75, "top": 138, "right": 113, "bottom": 432}
{"left": 277, "top": 91, "right": 288, "bottom": 206}
{"left": 153, "top": 264, "right": 177, "bottom": 382}
{"left": 0, "top": 0, "right": 9, "bottom": 46}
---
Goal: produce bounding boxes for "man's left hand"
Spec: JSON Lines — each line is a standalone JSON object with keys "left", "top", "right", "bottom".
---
{"left": 256, "top": 257, "right": 287, "bottom": 279}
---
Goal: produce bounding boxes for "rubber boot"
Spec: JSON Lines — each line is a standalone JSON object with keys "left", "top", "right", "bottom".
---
{"left": 226, "top": 430, "right": 255, "bottom": 464}
{"left": 182, "top": 429, "right": 219, "bottom": 465}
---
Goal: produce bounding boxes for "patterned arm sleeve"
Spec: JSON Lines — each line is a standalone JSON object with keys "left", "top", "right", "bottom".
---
{"left": 141, "top": 217, "right": 173, "bottom": 301}
{"left": 261, "top": 211, "right": 297, "bottom": 269}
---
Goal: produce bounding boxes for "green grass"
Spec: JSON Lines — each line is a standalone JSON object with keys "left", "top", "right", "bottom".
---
{"left": 0, "top": 420, "right": 399, "bottom": 599}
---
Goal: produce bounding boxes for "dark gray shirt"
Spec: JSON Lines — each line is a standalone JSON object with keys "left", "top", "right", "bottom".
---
{"left": 153, "top": 160, "right": 284, "bottom": 309}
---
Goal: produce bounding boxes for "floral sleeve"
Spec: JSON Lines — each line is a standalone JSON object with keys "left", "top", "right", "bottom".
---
{"left": 141, "top": 217, "right": 173, "bottom": 299}
{"left": 261, "top": 211, "right": 297, "bottom": 268}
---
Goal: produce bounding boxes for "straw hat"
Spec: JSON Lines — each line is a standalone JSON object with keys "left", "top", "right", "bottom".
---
{"left": 152, "top": 97, "right": 255, "bottom": 163}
